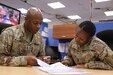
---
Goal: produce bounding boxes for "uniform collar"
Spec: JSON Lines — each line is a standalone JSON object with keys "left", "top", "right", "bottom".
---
{"left": 18, "top": 24, "right": 42, "bottom": 44}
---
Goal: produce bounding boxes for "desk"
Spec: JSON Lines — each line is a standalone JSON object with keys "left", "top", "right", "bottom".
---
{"left": 0, "top": 66, "right": 49, "bottom": 75}
{"left": 0, "top": 66, "right": 113, "bottom": 75}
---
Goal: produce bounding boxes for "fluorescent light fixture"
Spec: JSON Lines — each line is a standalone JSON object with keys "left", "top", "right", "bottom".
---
{"left": 95, "top": 0, "right": 110, "bottom": 2}
{"left": 104, "top": 11, "right": 113, "bottom": 16}
{"left": 43, "top": 18, "right": 51, "bottom": 22}
{"left": 67, "top": 15, "right": 81, "bottom": 19}
{"left": 47, "top": 2, "right": 65, "bottom": 9}
{"left": 18, "top": 8, "right": 27, "bottom": 14}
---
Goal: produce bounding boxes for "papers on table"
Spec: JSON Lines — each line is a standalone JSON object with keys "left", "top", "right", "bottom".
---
{"left": 37, "top": 59, "right": 50, "bottom": 67}
{"left": 34, "top": 59, "right": 90, "bottom": 74}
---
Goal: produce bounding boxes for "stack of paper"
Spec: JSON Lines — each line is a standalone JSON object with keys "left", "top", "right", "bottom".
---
{"left": 34, "top": 59, "right": 90, "bottom": 74}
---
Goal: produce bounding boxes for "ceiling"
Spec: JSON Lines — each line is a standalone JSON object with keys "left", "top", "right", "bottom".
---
{"left": 1, "top": 0, "right": 113, "bottom": 28}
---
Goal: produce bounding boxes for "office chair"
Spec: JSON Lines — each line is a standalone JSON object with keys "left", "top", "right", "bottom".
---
{"left": 45, "top": 46, "right": 61, "bottom": 63}
{"left": 96, "top": 30, "right": 113, "bottom": 50}
{"left": 0, "top": 22, "right": 13, "bottom": 34}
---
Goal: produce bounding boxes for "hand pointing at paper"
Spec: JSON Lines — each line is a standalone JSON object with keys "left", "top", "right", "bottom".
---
{"left": 26, "top": 55, "right": 51, "bottom": 66}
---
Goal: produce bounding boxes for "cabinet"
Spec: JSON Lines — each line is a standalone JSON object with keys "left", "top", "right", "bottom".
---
{"left": 53, "top": 24, "right": 78, "bottom": 39}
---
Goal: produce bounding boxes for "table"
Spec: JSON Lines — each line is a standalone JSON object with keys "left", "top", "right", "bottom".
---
{"left": 0, "top": 66, "right": 49, "bottom": 75}
{"left": 0, "top": 66, "right": 113, "bottom": 75}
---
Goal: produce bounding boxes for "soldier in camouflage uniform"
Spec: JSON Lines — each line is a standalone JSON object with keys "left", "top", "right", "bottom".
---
{"left": 62, "top": 21, "right": 113, "bottom": 70}
{"left": 0, "top": 7, "right": 50, "bottom": 66}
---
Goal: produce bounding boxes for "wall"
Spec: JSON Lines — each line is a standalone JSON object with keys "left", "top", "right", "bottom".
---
{"left": 95, "top": 22, "right": 113, "bottom": 34}
{"left": 48, "top": 29, "right": 59, "bottom": 46}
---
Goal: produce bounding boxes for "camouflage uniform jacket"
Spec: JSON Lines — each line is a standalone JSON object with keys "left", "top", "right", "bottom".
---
{"left": 0, "top": 24, "right": 44, "bottom": 66}
{"left": 64, "top": 37, "right": 113, "bottom": 70}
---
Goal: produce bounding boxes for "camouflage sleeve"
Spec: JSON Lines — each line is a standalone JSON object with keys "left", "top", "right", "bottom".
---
{"left": 37, "top": 42, "right": 44, "bottom": 57}
{"left": 0, "top": 29, "right": 27, "bottom": 66}
{"left": 36, "top": 33, "right": 45, "bottom": 57}
{"left": 63, "top": 39, "right": 75, "bottom": 66}
{"left": 85, "top": 40, "right": 113, "bottom": 70}
{"left": 85, "top": 61, "right": 113, "bottom": 70}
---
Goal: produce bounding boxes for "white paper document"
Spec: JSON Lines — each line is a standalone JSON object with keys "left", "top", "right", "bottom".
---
{"left": 35, "top": 59, "right": 90, "bottom": 74}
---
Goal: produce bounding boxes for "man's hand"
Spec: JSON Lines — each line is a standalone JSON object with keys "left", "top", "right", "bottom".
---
{"left": 26, "top": 56, "right": 38, "bottom": 66}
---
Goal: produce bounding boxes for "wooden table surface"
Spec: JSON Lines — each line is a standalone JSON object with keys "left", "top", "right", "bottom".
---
{"left": 0, "top": 66, "right": 113, "bottom": 75}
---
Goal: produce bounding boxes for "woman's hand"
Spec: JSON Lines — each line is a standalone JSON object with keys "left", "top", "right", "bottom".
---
{"left": 61, "top": 61, "right": 69, "bottom": 66}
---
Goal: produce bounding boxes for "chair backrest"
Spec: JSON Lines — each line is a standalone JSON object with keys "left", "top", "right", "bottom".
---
{"left": 45, "top": 46, "right": 61, "bottom": 61}
{"left": 96, "top": 30, "right": 113, "bottom": 50}
{"left": 0, "top": 22, "right": 13, "bottom": 34}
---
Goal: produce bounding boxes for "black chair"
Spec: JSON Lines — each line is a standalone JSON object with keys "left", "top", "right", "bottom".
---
{"left": 45, "top": 46, "right": 61, "bottom": 63}
{"left": 0, "top": 22, "right": 13, "bottom": 34}
{"left": 96, "top": 30, "right": 113, "bottom": 50}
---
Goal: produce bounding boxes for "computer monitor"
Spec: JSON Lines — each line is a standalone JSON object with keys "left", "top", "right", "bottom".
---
{"left": 0, "top": 3, "right": 21, "bottom": 26}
